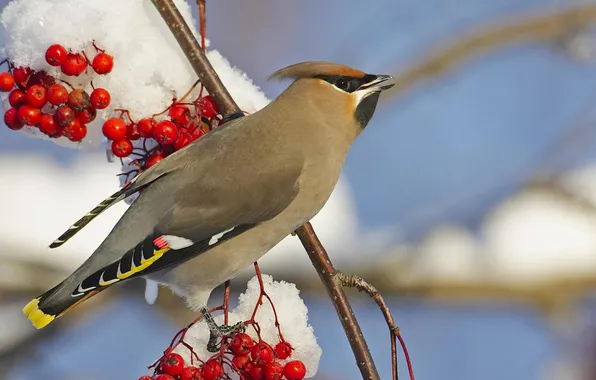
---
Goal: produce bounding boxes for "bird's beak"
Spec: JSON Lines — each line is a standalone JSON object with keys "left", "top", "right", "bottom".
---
{"left": 358, "top": 75, "right": 396, "bottom": 92}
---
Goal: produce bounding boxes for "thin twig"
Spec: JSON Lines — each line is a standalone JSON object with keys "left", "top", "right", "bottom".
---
{"left": 150, "top": 1, "right": 380, "bottom": 378}
{"left": 337, "top": 272, "right": 416, "bottom": 380}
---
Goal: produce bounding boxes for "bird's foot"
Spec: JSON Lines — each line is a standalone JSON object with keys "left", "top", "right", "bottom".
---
{"left": 199, "top": 307, "right": 246, "bottom": 352}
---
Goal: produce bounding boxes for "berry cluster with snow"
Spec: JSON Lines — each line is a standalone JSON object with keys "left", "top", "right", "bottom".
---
{"left": 146, "top": 275, "right": 321, "bottom": 380}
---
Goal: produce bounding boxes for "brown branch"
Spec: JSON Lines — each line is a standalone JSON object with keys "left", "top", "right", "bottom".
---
{"left": 150, "top": 0, "right": 240, "bottom": 119}
{"left": 387, "top": 4, "right": 596, "bottom": 99}
{"left": 150, "top": 0, "right": 381, "bottom": 378}
{"left": 296, "top": 224, "right": 380, "bottom": 379}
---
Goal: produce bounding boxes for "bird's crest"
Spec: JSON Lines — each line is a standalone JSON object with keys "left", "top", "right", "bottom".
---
{"left": 267, "top": 61, "right": 366, "bottom": 81}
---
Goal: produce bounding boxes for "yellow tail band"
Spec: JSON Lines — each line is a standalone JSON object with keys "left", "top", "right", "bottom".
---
{"left": 23, "top": 298, "right": 55, "bottom": 329}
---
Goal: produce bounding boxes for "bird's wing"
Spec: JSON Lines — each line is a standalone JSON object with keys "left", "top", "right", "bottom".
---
{"left": 48, "top": 149, "right": 188, "bottom": 249}
{"left": 69, "top": 159, "right": 302, "bottom": 300}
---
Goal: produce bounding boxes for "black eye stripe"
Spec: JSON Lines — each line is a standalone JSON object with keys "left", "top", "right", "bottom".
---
{"left": 315, "top": 74, "right": 377, "bottom": 93}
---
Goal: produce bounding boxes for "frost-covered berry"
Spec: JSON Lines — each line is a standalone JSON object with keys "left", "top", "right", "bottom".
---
{"left": 0, "top": 72, "right": 15, "bottom": 92}
{"left": 92, "top": 52, "right": 114, "bottom": 74}
{"left": 45, "top": 44, "right": 68, "bottom": 66}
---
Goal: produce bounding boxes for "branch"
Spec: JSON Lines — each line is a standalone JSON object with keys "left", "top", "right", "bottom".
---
{"left": 387, "top": 4, "right": 596, "bottom": 98}
{"left": 150, "top": 1, "right": 381, "bottom": 378}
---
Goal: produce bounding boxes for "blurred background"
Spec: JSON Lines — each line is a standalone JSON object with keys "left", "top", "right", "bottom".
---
{"left": 2, "top": 0, "right": 596, "bottom": 379}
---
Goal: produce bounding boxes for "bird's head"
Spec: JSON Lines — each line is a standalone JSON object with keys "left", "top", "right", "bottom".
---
{"left": 268, "top": 61, "right": 395, "bottom": 130}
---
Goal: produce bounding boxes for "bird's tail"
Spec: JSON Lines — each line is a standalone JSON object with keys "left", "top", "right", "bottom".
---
{"left": 23, "top": 280, "right": 103, "bottom": 329}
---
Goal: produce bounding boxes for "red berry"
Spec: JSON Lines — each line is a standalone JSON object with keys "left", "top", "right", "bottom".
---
{"left": 127, "top": 123, "right": 141, "bottom": 140}
{"left": 62, "top": 118, "right": 86, "bottom": 142}
{"left": 283, "top": 360, "right": 306, "bottom": 380}
{"left": 47, "top": 84, "right": 69, "bottom": 105}
{"left": 230, "top": 333, "right": 255, "bottom": 356}
{"left": 274, "top": 341, "right": 293, "bottom": 360}
{"left": 0, "top": 72, "right": 15, "bottom": 91}
{"left": 249, "top": 364, "right": 266, "bottom": 380}
{"left": 53, "top": 105, "right": 75, "bottom": 127}
{"left": 92, "top": 52, "right": 114, "bottom": 74}
{"left": 137, "top": 118, "right": 155, "bottom": 138}
{"left": 189, "top": 124, "right": 206, "bottom": 140}
{"left": 173, "top": 132, "right": 192, "bottom": 150}
{"left": 26, "top": 71, "right": 56, "bottom": 89}
{"left": 102, "top": 118, "right": 127, "bottom": 140}
{"left": 25, "top": 85, "right": 47, "bottom": 108}
{"left": 265, "top": 362, "right": 284, "bottom": 380}
{"left": 145, "top": 152, "right": 164, "bottom": 168}
{"left": 198, "top": 95, "right": 218, "bottom": 119}
{"left": 12, "top": 67, "right": 31, "bottom": 88}
{"left": 17, "top": 105, "right": 41, "bottom": 126}
{"left": 39, "top": 113, "right": 58, "bottom": 135}
{"left": 169, "top": 104, "right": 191, "bottom": 126}
{"left": 155, "top": 375, "right": 176, "bottom": 380}
{"left": 201, "top": 360, "right": 222, "bottom": 380}
{"left": 138, "top": 376, "right": 153, "bottom": 380}
{"left": 8, "top": 89, "right": 26, "bottom": 107}
{"left": 111, "top": 139, "right": 133, "bottom": 157}
{"left": 4, "top": 108, "right": 23, "bottom": 130}
{"left": 179, "top": 366, "right": 203, "bottom": 380}
{"left": 231, "top": 355, "right": 251, "bottom": 372}
{"left": 61, "top": 53, "right": 87, "bottom": 76}
{"left": 251, "top": 342, "right": 275, "bottom": 367}
{"left": 76, "top": 107, "right": 97, "bottom": 124}
{"left": 67, "top": 88, "right": 91, "bottom": 112}
{"left": 161, "top": 353, "right": 185, "bottom": 376}
{"left": 45, "top": 44, "right": 68, "bottom": 66}
{"left": 153, "top": 120, "right": 178, "bottom": 145}
{"left": 90, "top": 88, "right": 110, "bottom": 109}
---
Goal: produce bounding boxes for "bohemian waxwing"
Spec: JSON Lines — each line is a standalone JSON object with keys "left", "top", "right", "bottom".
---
{"left": 23, "top": 61, "right": 395, "bottom": 329}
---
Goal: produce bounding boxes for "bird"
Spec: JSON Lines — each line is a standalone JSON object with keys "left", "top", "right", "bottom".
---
{"left": 23, "top": 61, "right": 395, "bottom": 330}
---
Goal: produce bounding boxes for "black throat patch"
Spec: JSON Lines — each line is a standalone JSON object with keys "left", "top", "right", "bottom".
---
{"left": 355, "top": 92, "right": 380, "bottom": 129}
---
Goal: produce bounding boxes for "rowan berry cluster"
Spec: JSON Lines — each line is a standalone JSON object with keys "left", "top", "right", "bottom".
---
{"left": 142, "top": 334, "right": 305, "bottom": 380}
{"left": 1, "top": 43, "right": 113, "bottom": 141}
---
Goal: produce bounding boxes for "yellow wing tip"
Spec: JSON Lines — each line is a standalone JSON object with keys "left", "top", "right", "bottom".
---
{"left": 23, "top": 298, "right": 55, "bottom": 329}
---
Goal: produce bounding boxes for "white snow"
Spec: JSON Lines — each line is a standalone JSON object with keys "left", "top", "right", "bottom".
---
{"left": 174, "top": 274, "right": 322, "bottom": 378}
{"left": 0, "top": 0, "right": 269, "bottom": 148}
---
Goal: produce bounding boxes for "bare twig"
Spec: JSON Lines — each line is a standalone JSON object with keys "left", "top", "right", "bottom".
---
{"left": 150, "top": 0, "right": 381, "bottom": 378}
{"left": 337, "top": 272, "right": 416, "bottom": 380}
{"left": 386, "top": 4, "right": 596, "bottom": 99}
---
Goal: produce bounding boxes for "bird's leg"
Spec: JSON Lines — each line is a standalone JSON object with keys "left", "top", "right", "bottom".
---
{"left": 199, "top": 306, "right": 245, "bottom": 352}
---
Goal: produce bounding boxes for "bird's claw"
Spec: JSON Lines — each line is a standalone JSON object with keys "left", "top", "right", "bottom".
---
{"left": 199, "top": 307, "right": 246, "bottom": 352}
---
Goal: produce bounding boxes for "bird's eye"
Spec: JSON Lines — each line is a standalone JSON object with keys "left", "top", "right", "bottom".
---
{"left": 335, "top": 77, "right": 351, "bottom": 92}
